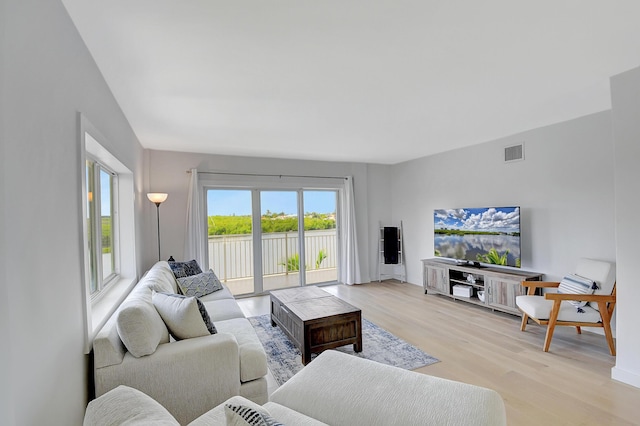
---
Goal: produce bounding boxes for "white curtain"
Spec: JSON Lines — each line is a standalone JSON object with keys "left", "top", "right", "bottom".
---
{"left": 339, "top": 176, "right": 363, "bottom": 285}
{"left": 184, "top": 169, "right": 206, "bottom": 267}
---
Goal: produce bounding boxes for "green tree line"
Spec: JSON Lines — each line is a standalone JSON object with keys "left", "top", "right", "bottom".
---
{"left": 208, "top": 213, "right": 336, "bottom": 236}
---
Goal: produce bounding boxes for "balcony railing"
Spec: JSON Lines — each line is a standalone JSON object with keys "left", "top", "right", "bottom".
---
{"left": 208, "top": 229, "right": 337, "bottom": 282}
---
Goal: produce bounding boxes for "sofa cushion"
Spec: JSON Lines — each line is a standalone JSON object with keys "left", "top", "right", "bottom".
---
{"left": 199, "top": 284, "right": 235, "bottom": 302}
{"left": 216, "top": 318, "right": 268, "bottom": 382}
{"left": 116, "top": 290, "right": 169, "bottom": 358}
{"left": 152, "top": 292, "right": 217, "bottom": 340}
{"left": 169, "top": 259, "right": 203, "bottom": 278}
{"left": 263, "top": 403, "right": 328, "bottom": 426}
{"left": 224, "top": 404, "right": 283, "bottom": 426}
{"left": 515, "top": 295, "right": 603, "bottom": 323}
{"left": 143, "top": 262, "right": 179, "bottom": 294}
{"left": 202, "top": 298, "right": 246, "bottom": 322}
{"left": 270, "top": 350, "right": 507, "bottom": 426}
{"left": 177, "top": 269, "right": 224, "bottom": 298}
{"left": 83, "top": 385, "right": 179, "bottom": 426}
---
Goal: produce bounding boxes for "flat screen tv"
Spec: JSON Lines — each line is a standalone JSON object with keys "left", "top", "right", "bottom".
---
{"left": 434, "top": 206, "right": 521, "bottom": 268}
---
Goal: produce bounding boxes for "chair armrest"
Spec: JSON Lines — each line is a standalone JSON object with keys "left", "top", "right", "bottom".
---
{"left": 521, "top": 281, "right": 559, "bottom": 295}
{"left": 521, "top": 281, "right": 560, "bottom": 288}
{"left": 95, "top": 332, "right": 241, "bottom": 425}
{"left": 545, "top": 293, "right": 616, "bottom": 303}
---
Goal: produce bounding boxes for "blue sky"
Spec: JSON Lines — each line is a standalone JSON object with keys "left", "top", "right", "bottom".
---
{"left": 207, "top": 190, "right": 337, "bottom": 216}
{"left": 434, "top": 207, "right": 520, "bottom": 233}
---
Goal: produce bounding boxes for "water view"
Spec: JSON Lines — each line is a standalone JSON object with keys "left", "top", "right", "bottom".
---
{"left": 434, "top": 234, "right": 520, "bottom": 267}
{"left": 434, "top": 207, "right": 521, "bottom": 267}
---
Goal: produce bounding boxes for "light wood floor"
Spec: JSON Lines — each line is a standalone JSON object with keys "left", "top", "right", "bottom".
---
{"left": 236, "top": 280, "right": 640, "bottom": 426}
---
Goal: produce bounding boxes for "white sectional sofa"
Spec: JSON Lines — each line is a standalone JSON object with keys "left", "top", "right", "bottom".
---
{"left": 85, "top": 350, "right": 507, "bottom": 426}
{"left": 92, "top": 261, "right": 268, "bottom": 425}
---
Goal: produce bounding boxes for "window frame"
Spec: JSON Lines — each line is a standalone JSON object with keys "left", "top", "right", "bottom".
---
{"left": 85, "top": 155, "right": 120, "bottom": 297}
{"left": 201, "top": 174, "right": 343, "bottom": 296}
{"left": 79, "top": 114, "right": 138, "bottom": 354}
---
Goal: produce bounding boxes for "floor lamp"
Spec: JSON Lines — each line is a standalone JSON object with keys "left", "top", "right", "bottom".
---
{"left": 147, "top": 193, "right": 168, "bottom": 261}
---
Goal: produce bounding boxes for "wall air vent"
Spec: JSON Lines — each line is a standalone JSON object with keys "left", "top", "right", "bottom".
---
{"left": 504, "top": 143, "right": 524, "bottom": 162}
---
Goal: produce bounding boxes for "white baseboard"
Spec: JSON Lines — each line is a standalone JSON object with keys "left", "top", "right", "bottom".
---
{"left": 612, "top": 366, "right": 640, "bottom": 389}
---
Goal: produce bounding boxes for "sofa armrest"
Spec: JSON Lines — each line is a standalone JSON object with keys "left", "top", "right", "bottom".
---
{"left": 271, "top": 350, "right": 506, "bottom": 426}
{"left": 94, "top": 332, "right": 240, "bottom": 425}
{"left": 84, "top": 385, "right": 180, "bottom": 426}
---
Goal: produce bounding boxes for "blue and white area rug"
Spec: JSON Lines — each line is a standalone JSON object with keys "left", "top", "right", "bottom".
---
{"left": 248, "top": 314, "right": 439, "bottom": 385}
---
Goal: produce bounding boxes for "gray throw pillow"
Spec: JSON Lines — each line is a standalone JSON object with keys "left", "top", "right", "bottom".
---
{"left": 177, "top": 269, "right": 224, "bottom": 297}
{"left": 168, "top": 259, "right": 202, "bottom": 279}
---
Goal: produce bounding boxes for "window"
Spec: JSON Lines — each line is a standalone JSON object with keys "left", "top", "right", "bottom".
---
{"left": 85, "top": 157, "right": 118, "bottom": 295}
{"left": 79, "top": 114, "right": 137, "bottom": 354}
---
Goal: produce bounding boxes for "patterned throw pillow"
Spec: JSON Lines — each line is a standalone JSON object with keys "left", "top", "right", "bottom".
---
{"left": 558, "top": 273, "right": 598, "bottom": 310}
{"left": 224, "top": 404, "right": 284, "bottom": 426}
{"left": 168, "top": 259, "right": 202, "bottom": 279}
{"left": 152, "top": 292, "right": 217, "bottom": 340}
{"left": 177, "top": 270, "right": 223, "bottom": 298}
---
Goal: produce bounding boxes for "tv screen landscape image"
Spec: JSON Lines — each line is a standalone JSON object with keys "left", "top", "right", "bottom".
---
{"left": 434, "top": 206, "right": 521, "bottom": 268}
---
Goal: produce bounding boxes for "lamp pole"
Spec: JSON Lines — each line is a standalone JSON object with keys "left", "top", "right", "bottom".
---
{"left": 154, "top": 201, "right": 161, "bottom": 261}
{"left": 147, "top": 193, "right": 168, "bottom": 261}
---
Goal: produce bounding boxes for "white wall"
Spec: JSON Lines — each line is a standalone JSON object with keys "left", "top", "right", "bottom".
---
{"left": 1, "top": 0, "right": 146, "bottom": 424}
{"left": 145, "top": 150, "right": 382, "bottom": 282}
{"left": 390, "top": 111, "right": 616, "bottom": 285}
{"left": 611, "top": 66, "right": 640, "bottom": 388}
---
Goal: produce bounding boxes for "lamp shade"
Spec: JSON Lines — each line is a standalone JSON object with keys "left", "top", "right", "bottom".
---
{"left": 147, "top": 193, "right": 168, "bottom": 204}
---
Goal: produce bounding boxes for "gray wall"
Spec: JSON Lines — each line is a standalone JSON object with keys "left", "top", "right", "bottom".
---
{"left": 145, "top": 150, "right": 380, "bottom": 282}
{"left": 390, "top": 111, "right": 616, "bottom": 284}
{"left": 1, "top": 0, "right": 146, "bottom": 424}
{"left": 1, "top": 1, "right": 638, "bottom": 424}
{"left": 611, "top": 66, "right": 640, "bottom": 387}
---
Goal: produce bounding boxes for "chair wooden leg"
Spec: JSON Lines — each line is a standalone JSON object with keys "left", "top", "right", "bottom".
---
{"left": 575, "top": 326, "right": 581, "bottom": 334}
{"left": 544, "top": 301, "right": 562, "bottom": 352}
{"left": 520, "top": 313, "right": 529, "bottom": 331}
{"left": 598, "top": 301, "right": 616, "bottom": 356}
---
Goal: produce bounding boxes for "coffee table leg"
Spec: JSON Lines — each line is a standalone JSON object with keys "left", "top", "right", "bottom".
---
{"left": 302, "top": 325, "right": 312, "bottom": 365}
{"left": 354, "top": 318, "right": 363, "bottom": 352}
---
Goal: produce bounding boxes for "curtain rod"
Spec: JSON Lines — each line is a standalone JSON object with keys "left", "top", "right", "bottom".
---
{"left": 186, "top": 170, "right": 347, "bottom": 180}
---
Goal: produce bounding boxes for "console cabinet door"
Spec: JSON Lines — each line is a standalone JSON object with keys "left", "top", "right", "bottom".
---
{"left": 486, "top": 277, "right": 524, "bottom": 314}
{"left": 425, "top": 265, "right": 449, "bottom": 294}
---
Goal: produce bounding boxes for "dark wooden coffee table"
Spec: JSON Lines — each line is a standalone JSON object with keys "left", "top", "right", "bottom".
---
{"left": 270, "top": 286, "right": 362, "bottom": 365}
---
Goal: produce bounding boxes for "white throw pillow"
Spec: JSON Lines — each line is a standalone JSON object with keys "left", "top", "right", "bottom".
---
{"left": 558, "top": 273, "right": 598, "bottom": 309}
{"left": 152, "top": 292, "right": 216, "bottom": 340}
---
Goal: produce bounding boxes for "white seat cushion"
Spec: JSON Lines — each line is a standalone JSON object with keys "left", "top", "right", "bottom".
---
{"left": 216, "top": 318, "right": 268, "bottom": 382}
{"left": 202, "top": 298, "right": 246, "bottom": 322}
{"left": 270, "top": 350, "right": 506, "bottom": 426}
{"left": 199, "top": 284, "right": 235, "bottom": 303}
{"left": 516, "top": 295, "right": 603, "bottom": 323}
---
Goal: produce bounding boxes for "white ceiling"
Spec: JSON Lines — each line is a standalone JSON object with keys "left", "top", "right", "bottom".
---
{"left": 61, "top": 0, "right": 640, "bottom": 165}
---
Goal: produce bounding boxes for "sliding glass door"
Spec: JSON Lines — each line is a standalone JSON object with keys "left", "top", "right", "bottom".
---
{"left": 261, "top": 191, "right": 301, "bottom": 291}
{"left": 303, "top": 190, "right": 337, "bottom": 285}
{"left": 206, "top": 190, "right": 254, "bottom": 295}
{"left": 206, "top": 187, "right": 339, "bottom": 296}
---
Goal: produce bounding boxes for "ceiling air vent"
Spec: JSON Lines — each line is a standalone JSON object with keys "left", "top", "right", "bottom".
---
{"left": 504, "top": 143, "right": 524, "bottom": 162}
